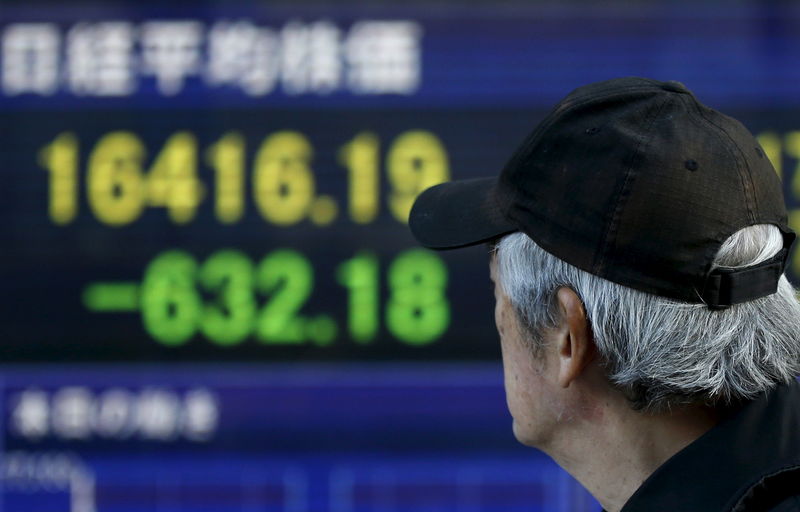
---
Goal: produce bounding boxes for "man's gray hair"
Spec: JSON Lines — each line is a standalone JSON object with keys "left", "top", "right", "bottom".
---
{"left": 494, "top": 224, "right": 800, "bottom": 413}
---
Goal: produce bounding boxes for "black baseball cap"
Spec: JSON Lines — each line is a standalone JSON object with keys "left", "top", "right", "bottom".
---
{"left": 409, "top": 77, "right": 794, "bottom": 308}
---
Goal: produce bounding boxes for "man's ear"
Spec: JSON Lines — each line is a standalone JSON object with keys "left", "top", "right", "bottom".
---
{"left": 555, "top": 287, "right": 595, "bottom": 388}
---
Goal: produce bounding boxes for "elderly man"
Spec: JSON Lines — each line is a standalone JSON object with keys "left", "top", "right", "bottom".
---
{"left": 409, "top": 77, "right": 800, "bottom": 511}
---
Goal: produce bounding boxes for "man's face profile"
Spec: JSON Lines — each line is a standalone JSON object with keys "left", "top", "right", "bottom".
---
{"left": 490, "top": 253, "right": 558, "bottom": 448}
{"left": 489, "top": 252, "right": 609, "bottom": 452}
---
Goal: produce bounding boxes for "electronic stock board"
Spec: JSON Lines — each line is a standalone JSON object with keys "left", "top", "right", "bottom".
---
{"left": 2, "top": 2, "right": 800, "bottom": 511}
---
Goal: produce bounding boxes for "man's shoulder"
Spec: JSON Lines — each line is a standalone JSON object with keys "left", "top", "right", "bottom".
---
{"left": 733, "top": 464, "right": 800, "bottom": 512}
{"left": 728, "top": 383, "right": 800, "bottom": 512}
{"left": 621, "top": 380, "right": 800, "bottom": 512}
{"left": 769, "top": 495, "right": 800, "bottom": 512}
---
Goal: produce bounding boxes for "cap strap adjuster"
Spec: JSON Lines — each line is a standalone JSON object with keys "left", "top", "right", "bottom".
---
{"left": 700, "top": 248, "right": 789, "bottom": 309}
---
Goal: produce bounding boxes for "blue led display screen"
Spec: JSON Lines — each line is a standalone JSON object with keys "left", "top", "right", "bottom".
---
{"left": 2, "top": 1, "right": 800, "bottom": 510}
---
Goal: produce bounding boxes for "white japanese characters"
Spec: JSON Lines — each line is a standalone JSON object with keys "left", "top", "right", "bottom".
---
{"left": 205, "top": 20, "right": 281, "bottom": 96}
{"left": 2, "top": 23, "right": 60, "bottom": 95}
{"left": 346, "top": 21, "right": 421, "bottom": 94}
{"left": 67, "top": 22, "right": 135, "bottom": 96}
{"left": 1, "top": 19, "right": 423, "bottom": 97}
{"left": 140, "top": 20, "right": 204, "bottom": 95}
{"left": 10, "top": 386, "right": 219, "bottom": 442}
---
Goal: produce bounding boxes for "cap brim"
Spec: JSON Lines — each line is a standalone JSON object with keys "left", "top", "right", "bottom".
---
{"left": 409, "top": 177, "right": 518, "bottom": 249}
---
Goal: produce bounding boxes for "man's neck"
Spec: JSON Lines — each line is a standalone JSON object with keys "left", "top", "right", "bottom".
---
{"left": 542, "top": 397, "right": 722, "bottom": 512}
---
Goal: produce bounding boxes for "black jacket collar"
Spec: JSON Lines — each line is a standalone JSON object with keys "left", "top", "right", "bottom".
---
{"left": 617, "top": 380, "right": 800, "bottom": 512}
